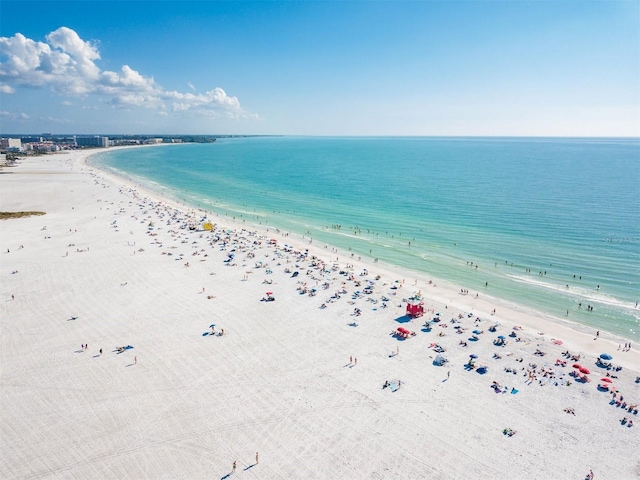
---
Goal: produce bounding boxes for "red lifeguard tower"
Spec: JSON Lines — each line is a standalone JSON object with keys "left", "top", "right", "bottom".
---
{"left": 406, "top": 294, "right": 424, "bottom": 318}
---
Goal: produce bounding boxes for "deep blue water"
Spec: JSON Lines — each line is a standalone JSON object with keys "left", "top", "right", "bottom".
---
{"left": 91, "top": 137, "right": 640, "bottom": 339}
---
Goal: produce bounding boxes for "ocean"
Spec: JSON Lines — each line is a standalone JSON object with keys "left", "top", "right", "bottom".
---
{"left": 90, "top": 137, "right": 640, "bottom": 339}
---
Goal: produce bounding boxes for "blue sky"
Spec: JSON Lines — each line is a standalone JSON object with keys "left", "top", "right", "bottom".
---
{"left": 1, "top": 1, "right": 638, "bottom": 136}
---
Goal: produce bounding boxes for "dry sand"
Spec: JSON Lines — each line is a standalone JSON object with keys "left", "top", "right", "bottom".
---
{"left": 1, "top": 149, "right": 639, "bottom": 480}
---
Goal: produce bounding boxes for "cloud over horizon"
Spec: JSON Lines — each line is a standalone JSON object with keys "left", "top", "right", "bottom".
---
{"left": 0, "top": 27, "right": 255, "bottom": 120}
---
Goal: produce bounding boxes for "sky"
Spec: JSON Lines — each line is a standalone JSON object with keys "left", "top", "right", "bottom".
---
{"left": 0, "top": 0, "right": 638, "bottom": 136}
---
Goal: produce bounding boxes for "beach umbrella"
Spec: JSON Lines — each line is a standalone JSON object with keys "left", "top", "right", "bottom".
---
{"left": 600, "top": 377, "right": 612, "bottom": 383}
{"left": 473, "top": 330, "right": 482, "bottom": 334}
{"left": 266, "top": 292, "right": 273, "bottom": 295}
{"left": 579, "top": 367, "right": 591, "bottom": 375}
{"left": 600, "top": 353, "right": 613, "bottom": 360}
{"left": 497, "top": 335, "right": 506, "bottom": 339}
{"left": 469, "top": 354, "right": 478, "bottom": 358}
{"left": 572, "top": 363, "right": 583, "bottom": 369}
{"left": 209, "top": 323, "right": 216, "bottom": 328}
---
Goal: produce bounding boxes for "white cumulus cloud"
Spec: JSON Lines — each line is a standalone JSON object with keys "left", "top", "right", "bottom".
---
{"left": 0, "top": 26, "right": 254, "bottom": 119}
{"left": 0, "top": 110, "right": 29, "bottom": 120}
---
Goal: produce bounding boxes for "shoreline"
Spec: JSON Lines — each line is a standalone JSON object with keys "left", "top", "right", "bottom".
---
{"left": 89, "top": 141, "right": 640, "bottom": 340}
{"left": 89, "top": 146, "right": 637, "bottom": 359}
{"left": 2, "top": 149, "right": 639, "bottom": 479}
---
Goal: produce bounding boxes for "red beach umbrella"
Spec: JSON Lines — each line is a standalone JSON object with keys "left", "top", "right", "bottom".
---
{"left": 572, "top": 363, "right": 583, "bottom": 369}
{"left": 579, "top": 367, "right": 591, "bottom": 375}
{"left": 266, "top": 292, "right": 273, "bottom": 295}
{"left": 600, "top": 377, "right": 612, "bottom": 383}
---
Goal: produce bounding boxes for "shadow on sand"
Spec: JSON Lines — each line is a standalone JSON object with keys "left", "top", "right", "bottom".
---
{"left": 394, "top": 315, "right": 412, "bottom": 324}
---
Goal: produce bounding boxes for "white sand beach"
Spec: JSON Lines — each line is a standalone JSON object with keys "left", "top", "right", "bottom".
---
{"left": 1, "top": 149, "right": 639, "bottom": 480}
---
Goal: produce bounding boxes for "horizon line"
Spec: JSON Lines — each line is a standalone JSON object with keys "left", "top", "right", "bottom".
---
{"left": 1, "top": 133, "right": 639, "bottom": 140}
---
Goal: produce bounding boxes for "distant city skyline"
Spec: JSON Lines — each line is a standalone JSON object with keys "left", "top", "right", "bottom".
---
{"left": 1, "top": 1, "right": 638, "bottom": 137}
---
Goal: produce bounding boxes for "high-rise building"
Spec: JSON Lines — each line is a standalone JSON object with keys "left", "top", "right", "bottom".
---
{"left": 75, "top": 136, "right": 109, "bottom": 148}
{"left": 0, "top": 138, "right": 23, "bottom": 151}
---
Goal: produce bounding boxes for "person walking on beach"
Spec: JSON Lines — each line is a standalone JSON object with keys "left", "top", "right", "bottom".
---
{"left": 232, "top": 460, "right": 237, "bottom": 473}
{"left": 134, "top": 355, "right": 137, "bottom": 365}
{"left": 255, "top": 452, "right": 259, "bottom": 464}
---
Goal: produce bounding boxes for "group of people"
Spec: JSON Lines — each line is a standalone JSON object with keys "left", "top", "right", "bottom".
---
{"left": 618, "top": 343, "right": 632, "bottom": 352}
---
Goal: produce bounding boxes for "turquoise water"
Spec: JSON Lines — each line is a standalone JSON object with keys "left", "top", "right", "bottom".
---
{"left": 91, "top": 137, "right": 640, "bottom": 339}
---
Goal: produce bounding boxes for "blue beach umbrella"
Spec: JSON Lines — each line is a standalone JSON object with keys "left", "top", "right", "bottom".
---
{"left": 497, "top": 335, "right": 506, "bottom": 339}
{"left": 473, "top": 330, "right": 482, "bottom": 334}
{"left": 209, "top": 324, "right": 216, "bottom": 328}
{"left": 600, "top": 353, "right": 613, "bottom": 360}
{"left": 469, "top": 354, "right": 478, "bottom": 358}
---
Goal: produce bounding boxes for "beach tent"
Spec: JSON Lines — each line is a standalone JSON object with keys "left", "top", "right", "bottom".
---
{"left": 600, "top": 353, "right": 613, "bottom": 360}
{"left": 397, "top": 327, "right": 410, "bottom": 337}
{"left": 433, "top": 354, "right": 447, "bottom": 366}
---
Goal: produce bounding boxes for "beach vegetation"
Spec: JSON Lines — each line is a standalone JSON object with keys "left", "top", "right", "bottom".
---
{"left": 0, "top": 211, "right": 46, "bottom": 219}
